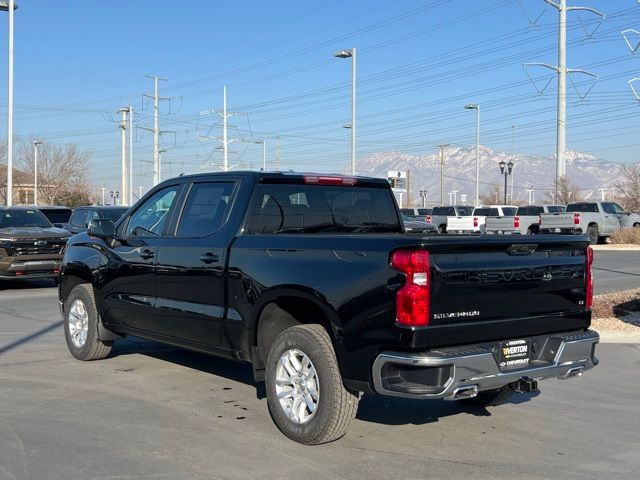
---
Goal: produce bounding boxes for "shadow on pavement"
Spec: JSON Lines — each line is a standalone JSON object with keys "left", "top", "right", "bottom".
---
{"left": 0, "top": 279, "right": 57, "bottom": 291}
{"left": 0, "top": 319, "right": 64, "bottom": 356}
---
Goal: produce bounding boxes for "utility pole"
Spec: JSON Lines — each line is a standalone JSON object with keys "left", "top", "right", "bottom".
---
{"left": 100, "top": 187, "right": 106, "bottom": 206}
{"left": 223, "top": 86, "right": 228, "bottom": 171}
{"left": 159, "top": 148, "right": 167, "bottom": 180}
{"left": 117, "top": 107, "right": 128, "bottom": 205}
{"left": 32, "top": 140, "right": 42, "bottom": 205}
{"left": 144, "top": 75, "right": 167, "bottom": 185}
{"left": 138, "top": 186, "right": 143, "bottom": 201}
{"left": 275, "top": 136, "right": 281, "bottom": 171}
{"left": 599, "top": 187, "right": 606, "bottom": 201}
{"left": 128, "top": 105, "right": 134, "bottom": 205}
{"left": 437, "top": 143, "right": 450, "bottom": 206}
{"left": 526, "top": 1, "right": 603, "bottom": 197}
{"left": 2, "top": 0, "right": 16, "bottom": 205}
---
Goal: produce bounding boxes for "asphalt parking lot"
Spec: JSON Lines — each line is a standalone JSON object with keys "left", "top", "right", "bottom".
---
{"left": 1, "top": 279, "right": 639, "bottom": 480}
{"left": 591, "top": 250, "right": 640, "bottom": 293}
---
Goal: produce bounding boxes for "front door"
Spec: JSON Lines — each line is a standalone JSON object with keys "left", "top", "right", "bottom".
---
{"left": 99, "top": 184, "right": 183, "bottom": 334}
{"left": 153, "top": 181, "right": 236, "bottom": 347}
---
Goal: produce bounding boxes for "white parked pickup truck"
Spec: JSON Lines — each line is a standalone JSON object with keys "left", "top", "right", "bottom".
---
{"left": 426, "top": 205, "right": 475, "bottom": 233}
{"left": 539, "top": 201, "right": 640, "bottom": 244}
{"left": 447, "top": 205, "right": 517, "bottom": 234}
{"left": 485, "top": 205, "right": 565, "bottom": 235}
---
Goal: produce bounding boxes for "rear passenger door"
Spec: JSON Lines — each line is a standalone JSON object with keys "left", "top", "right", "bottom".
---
{"left": 153, "top": 180, "right": 237, "bottom": 348}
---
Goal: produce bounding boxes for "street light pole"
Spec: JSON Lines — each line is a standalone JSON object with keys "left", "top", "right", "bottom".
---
{"left": 499, "top": 159, "right": 514, "bottom": 204}
{"left": 437, "top": 143, "right": 450, "bottom": 205}
{"left": 1, "top": 0, "right": 17, "bottom": 206}
{"left": 464, "top": 104, "right": 480, "bottom": 206}
{"left": 33, "top": 140, "right": 42, "bottom": 205}
{"left": 334, "top": 48, "right": 356, "bottom": 175}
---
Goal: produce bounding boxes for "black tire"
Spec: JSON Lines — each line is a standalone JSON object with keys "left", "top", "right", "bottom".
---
{"left": 633, "top": 223, "right": 640, "bottom": 228}
{"left": 265, "top": 324, "right": 359, "bottom": 445}
{"left": 438, "top": 225, "right": 446, "bottom": 234}
{"left": 462, "top": 386, "right": 514, "bottom": 407}
{"left": 586, "top": 224, "right": 599, "bottom": 245}
{"left": 64, "top": 284, "right": 112, "bottom": 361}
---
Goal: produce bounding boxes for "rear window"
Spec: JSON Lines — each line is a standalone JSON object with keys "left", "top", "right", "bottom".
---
{"left": 502, "top": 207, "right": 517, "bottom": 216}
{"left": 547, "top": 205, "right": 565, "bottom": 213}
{"left": 39, "top": 208, "right": 72, "bottom": 224}
{"left": 101, "top": 208, "right": 128, "bottom": 222}
{"left": 473, "top": 208, "right": 499, "bottom": 216}
{"left": 416, "top": 208, "right": 431, "bottom": 215}
{"left": 400, "top": 208, "right": 415, "bottom": 215}
{"left": 456, "top": 206, "right": 474, "bottom": 216}
{"left": 517, "top": 206, "right": 543, "bottom": 216}
{"left": 566, "top": 203, "right": 598, "bottom": 213}
{"left": 432, "top": 206, "right": 455, "bottom": 216}
{"left": 247, "top": 184, "right": 401, "bottom": 234}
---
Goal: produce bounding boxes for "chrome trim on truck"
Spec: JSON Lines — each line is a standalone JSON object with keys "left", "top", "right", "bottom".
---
{"left": 372, "top": 330, "right": 599, "bottom": 399}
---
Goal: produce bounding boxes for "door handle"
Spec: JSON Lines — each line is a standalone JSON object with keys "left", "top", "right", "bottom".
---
{"left": 139, "top": 249, "right": 155, "bottom": 260}
{"left": 200, "top": 252, "right": 219, "bottom": 264}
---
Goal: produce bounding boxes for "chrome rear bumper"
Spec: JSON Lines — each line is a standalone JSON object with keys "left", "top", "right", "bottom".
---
{"left": 372, "top": 330, "right": 599, "bottom": 399}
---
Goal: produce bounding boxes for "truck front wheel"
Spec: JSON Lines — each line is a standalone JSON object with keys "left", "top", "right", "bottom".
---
{"left": 265, "top": 324, "right": 359, "bottom": 445}
{"left": 64, "top": 284, "right": 113, "bottom": 361}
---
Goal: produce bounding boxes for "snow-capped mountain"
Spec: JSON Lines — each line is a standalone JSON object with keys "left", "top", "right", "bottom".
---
{"left": 355, "top": 145, "right": 623, "bottom": 205}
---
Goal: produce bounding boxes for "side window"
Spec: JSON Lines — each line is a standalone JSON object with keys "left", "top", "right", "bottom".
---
{"left": 69, "top": 209, "right": 87, "bottom": 228}
{"left": 601, "top": 203, "right": 615, "bottom": 214}
{"left": 611, "top": 203, "right": 627, "bottom": 214}
{"left": 126, "top": 185, "right": 179, "bottom": 237}
{"left": 176, "top": 182, "right": 235, "bottom": 237}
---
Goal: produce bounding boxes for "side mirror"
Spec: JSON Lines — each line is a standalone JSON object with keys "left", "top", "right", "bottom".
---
{"left": 88, "top": 219, "right": 115, "bottom": 238}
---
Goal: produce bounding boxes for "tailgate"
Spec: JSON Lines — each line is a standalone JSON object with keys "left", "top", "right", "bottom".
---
{"left": 484, "top": 216, "right": 515, "bottom": 232}
{"left": 540, "top": 212, "right": 573, "bottom": 229}
{"left": 426, "top": 236, "right": 590, "bottom": 347}
{"left": 446, "top": 216, "right": 475, "bottom": 231}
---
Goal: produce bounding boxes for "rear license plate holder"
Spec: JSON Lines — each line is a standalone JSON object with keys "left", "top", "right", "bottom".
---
{"left": 498, "top": 339, "right": 531, "bottom": 371}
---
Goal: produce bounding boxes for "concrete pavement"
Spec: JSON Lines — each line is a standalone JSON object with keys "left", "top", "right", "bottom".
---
{"left": 1, "top": 281, "right": 639, "bottom": 479}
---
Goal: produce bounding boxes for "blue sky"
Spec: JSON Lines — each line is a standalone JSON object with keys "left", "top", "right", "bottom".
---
{"left": 0, "top": 0, "right": 639, "bottom": 195}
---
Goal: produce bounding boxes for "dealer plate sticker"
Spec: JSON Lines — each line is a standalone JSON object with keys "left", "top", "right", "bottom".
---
{"left": 499, "top": 339, "right": 531, "bottom": 370}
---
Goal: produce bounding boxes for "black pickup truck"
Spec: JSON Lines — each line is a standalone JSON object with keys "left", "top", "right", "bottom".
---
{"left": 58, "top": 172, "right": 599, "bottom": 445}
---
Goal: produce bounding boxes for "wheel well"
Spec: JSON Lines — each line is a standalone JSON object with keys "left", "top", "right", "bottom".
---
{"left": 255, "top": 297, "right": 334, "bottom": 364}
{"left": 633, "top": 222, "right": 640, "bottom": 228}
{"left": 588, "top": 222, "right": 598, "bottom": 229}
{"left": 60, "top": 273, "right": 90, "bottom": 304}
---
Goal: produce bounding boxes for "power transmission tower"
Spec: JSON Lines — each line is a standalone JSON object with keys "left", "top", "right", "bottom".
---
{"left": 525, "top": 0, "right": 603, "bottom": 196}
{"left": 437, "top": 143, "right": 450, "bottom": 206}
{"left": 143, "top": 75, "right": 167, "bottom": 185}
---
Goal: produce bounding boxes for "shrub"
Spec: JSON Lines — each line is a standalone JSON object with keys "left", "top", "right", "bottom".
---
{"left": 609, "top": 227, "right": 640, "bottom": 245}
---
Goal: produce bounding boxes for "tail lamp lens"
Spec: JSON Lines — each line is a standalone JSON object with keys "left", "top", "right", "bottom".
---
{"left": 574, "top": 213, "right": 580, "bottom": 225}
{"left": 586, "top": 246, "right": 594, "bottom": 309}
{"left": 391, "top": 250, "right": 431, "bottom": 327}
{"left": 426, "top": 215, "right": 432, "bottom": 223}
{"left": 514, "top": 216, "right": 520, "bottom": 228}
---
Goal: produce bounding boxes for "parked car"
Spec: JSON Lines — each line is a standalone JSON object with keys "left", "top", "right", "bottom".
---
{"left": 401, "top": 213, "right": 438, "bottom": 234}
{"left": 485, "top": 205, "right": 565, "bottom": 235}
{"left": 426, "top": 205, "right": 474, "bottom": 233}
{"left": 540, "top": 201, "right": 640, "bottom": 244}
{"left": 400, "top": 207, "right": 432, "bottom": 221}
{"left": 59, "top": 171, "right": 598, "bottom": 445}
{"left": 447, "top": 205, "right": 518, "bottom": 234}
{"left": 66, "top": 206, "right": 129, "bottom": 235}
{"left": 36, "top": 206, "right": 73, "bottom": 228}
{"left": 0, "top": 207, "right": 71, "bottom": 281}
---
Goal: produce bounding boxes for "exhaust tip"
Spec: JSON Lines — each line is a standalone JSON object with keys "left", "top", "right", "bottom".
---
{"left": 447, "top": 385, "right": 479, "bottom": 401}
{"left": 559, "top": 366, "right": 584, "bottom": 380}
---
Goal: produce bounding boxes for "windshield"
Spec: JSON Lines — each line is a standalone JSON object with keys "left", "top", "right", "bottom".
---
{"left": 101, "top": 208, "right": 128, "bottom": 222}
{"left": 502, "top": 207, "right": 518, "bottom": 216}
{"left": 0, "top": 209, "right": 52, "bottom": 229}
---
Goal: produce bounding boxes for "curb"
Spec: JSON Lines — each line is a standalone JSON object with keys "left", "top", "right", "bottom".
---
{"left": 597, "top": 331, "right": 640, "bottom": 344}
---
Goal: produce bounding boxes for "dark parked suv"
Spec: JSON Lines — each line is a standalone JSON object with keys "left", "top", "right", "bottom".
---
{"left": 66, "top": 206, "right": 129, "bottom": 235}
{"left": 0, "top": 207, "right": 70, "bottom": 281}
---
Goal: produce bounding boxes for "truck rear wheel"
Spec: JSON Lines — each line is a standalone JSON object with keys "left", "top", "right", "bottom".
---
{"left": 265, "top": 324, "right": 359, "bottom": 445}
{"left": 64, "top": 284, "right": 112, "bottom": 361}
{"left": 586, "top": 225, "right": 599, "bottom": 245}
{"left": 462, "top": 386, "right": 514, "bottom": 407}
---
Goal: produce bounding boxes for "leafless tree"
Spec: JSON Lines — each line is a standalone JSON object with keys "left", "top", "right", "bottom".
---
{"left": 480, "top": 184, "right": 502, "bottom": 205}
{"left": 615, "top": 163, "right": 640, "bottom": 212}
{"left": 545, "top": 175, "right": 583, "bottom": 205}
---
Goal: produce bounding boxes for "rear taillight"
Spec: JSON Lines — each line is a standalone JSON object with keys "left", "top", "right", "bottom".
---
{"left": 586, "top": 246, "right": 594, "bottom": 309}
{"left": 538, "top": 215, "right": 542, "bottom": 225}
{"left": 391, "top": 250, "right": 431, "bottom": 327}
{"left": 514, "top": 216, "right": 520, "bottom": 228}
{"left": 473, "top": 217, "right": 478, "bottom": 228}
{"left": 303, "top": 175, "right": 357, "bottom": 186}
{"left": 574, "top": 213, "right": 580, "bottom": 225}
{"left": 426, "top": 215, "right": 432, "bottom": 223}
